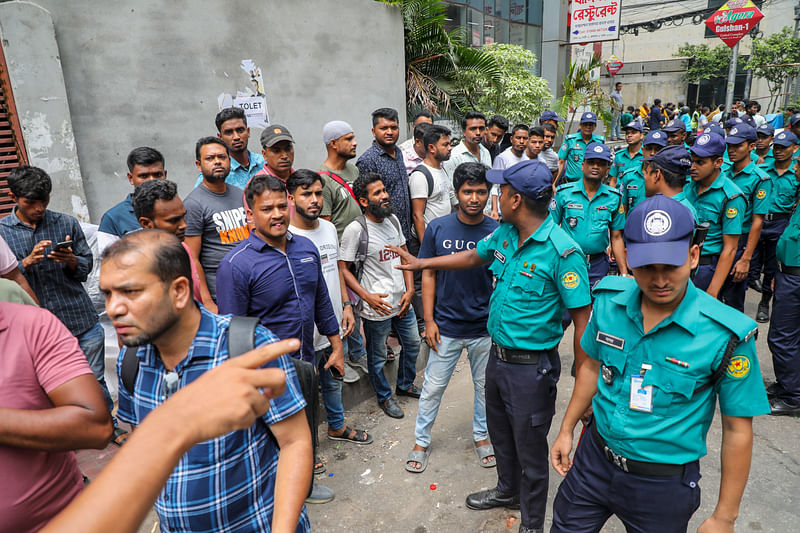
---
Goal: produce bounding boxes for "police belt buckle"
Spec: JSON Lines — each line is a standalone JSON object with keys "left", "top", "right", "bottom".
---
{"left": 492, "top": 343, "right": 542, "bottom": 365}
{"left": 604, "top": 445, "right": 629, "bottom": 473}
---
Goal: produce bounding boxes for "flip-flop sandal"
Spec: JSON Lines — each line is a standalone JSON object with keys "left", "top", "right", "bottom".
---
{"left": 327, "top": 425, "right": 373, "bottom": 445}
{"left": 405, "top": 447, "right": 431, "bottom": 473}
{"left": 314, "top": 457, "right": 326, "bottom": 475}
{"left": 110, "top": 426, "right": 129, "bottom": 447}
{"left": 474, "top": 443, "right": 496, "bottom": 468}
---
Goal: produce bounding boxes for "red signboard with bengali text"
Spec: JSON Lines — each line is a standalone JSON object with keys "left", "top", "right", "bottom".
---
{"left": 606, "top": 55, "right": 624, "bottom": 75}
{"left": 705, "top": 0, "right": 764, "bottom": 48}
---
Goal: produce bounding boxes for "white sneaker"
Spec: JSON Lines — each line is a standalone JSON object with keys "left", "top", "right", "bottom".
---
{"left": 347, "top": 356, "right": 369, "bottom": 374}
{"left": 343, "top": 364, "right": 360, "bottom": 383}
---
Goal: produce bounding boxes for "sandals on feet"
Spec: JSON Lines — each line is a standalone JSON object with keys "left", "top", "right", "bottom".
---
{"left": 405, "top": 447, "right": 431, "bottom": 473}
{"left": 327, "top": 425, "right": 373, "bottom": 445}
{"left": 314, "top": 457, "right": 326, "bottom": 475}
{"left": 474, "top": 443, "right": 496, "bottom": 468}
{"left": 110, "top": 426, "right": 129, "bottom": 447}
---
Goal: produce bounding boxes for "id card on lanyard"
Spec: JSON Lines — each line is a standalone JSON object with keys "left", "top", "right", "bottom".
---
{"left": 629, "top": 363, "right": 653, "bottom": 413}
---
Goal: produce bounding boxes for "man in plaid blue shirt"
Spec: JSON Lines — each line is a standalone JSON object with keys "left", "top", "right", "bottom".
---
{"left": 101, "top": 230, "right": 312, "bottom": 533}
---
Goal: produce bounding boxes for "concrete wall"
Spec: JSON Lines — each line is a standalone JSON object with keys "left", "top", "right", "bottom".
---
{"left": 1, "top": 0, "right": 406, "bottom": 222}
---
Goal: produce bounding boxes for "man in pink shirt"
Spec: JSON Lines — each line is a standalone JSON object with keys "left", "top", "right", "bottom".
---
{"left": 0, "top": 234, "right": 37, "bottom": 302}
{"left": 0, "top": 302, "right": 113, "bottom": 533}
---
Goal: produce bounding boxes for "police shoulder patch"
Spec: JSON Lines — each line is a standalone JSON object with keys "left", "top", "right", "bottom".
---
{"left": 725, "top": 206, "right": 738, "bottom": 219}
{"left": 726, "top": 355, "right": 751, "bottom": 379}
{"left": 756, "top": 188, "right": 767, "bottom": 199}
{"left": 561, "top": 271, "right": 580, "bottom": 289}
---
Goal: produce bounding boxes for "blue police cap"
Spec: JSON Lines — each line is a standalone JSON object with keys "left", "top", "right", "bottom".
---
{"left": 726, "top": 123, "right": 757, "bottom": 144}
{"left": 540, "top": 110, "right": 563, "bottom": 123}
{"left": 773, "top": 130, "right": 799, "bottom": 147}
{"left": 703, "top": 122, "right": 725, "bottom": 137}
{"left": 623, "top": 120, "right": 643, "bottom": 132}
{"left": 690, "top": 132, "right": 726, "bottom": 158}
{"left": 643, "top": 130, "right": 668, "bottom": 147}
{"left": 624, "top": 194, "right": 695, "bottom": 268}
{"left": 643, "top": 145, "right": 692, "bottom": 175}
{"left": 580, "top": 112, "right": 597, "bottom": 124}
{"left": 584, "top": 142, "right": 611, "bottom": 162}
{"left": 789, "top": 113, "right": 800, "bottom": 127}
{"left": 662, "top": 119, "right": 686, "bottom": 133}
{"left": 756, "top": 123, "right": 775, "bottom": 136}
{"left": 486, "top": 159, "right": 552, "bottom": 198}
{"left": 725, "top": 117, "right": 744, "bottom": 128}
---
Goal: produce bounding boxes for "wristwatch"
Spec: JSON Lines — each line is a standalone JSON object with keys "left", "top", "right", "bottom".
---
{"left": 343, "top": 301, "right": 354, "bottom": 307}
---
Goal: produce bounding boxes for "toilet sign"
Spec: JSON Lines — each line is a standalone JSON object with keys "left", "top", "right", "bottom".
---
{"left": 606, "top": 55, "right": 624, "bottom": 75}
{"left": 705, "top": 0, "right": 764, "bottom": 48}
{"left": 232, "top": 95, "right": 270, "bottom": 129}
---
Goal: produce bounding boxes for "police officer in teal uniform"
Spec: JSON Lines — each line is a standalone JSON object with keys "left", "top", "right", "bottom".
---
{"left": 557, "top": 112, "right": 605, "bottom": 185}
{"left": 550, "top": 194, "right": 770, "bottom": 533}
{"left": 768, "top": 158, "right": 800, "bottom": 415}
{"left": 609, "top": 121, "right": 643, "bottom": 186}
{"left": 662, "top": 118, "right": 689, "bottom": 148}
{"left": 391, "top": 159, "right": 592, "bottom": 533}
{"left": 719, "top": 124, "right": 771, "bottom": 312}
{"left": 642, "top": 145, "right": 698, "bottom": 219}
{"left": 751, "top": 131, "right": 799, "bottom": 322}
{"left": 684, "top": 132, "right": 746, "bottom": 299}
{"left": 754, "top": 123, "right": 775, "bottom": 166}
{"left": 552, "top": 142, "right": 628, "bottom": 288}
{"left": 620, "top": 130, "right": 668, "bottom": 214}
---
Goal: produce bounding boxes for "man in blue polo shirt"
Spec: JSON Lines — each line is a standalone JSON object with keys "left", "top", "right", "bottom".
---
{"left": 98, "top": 147, "right": 166, "bottom": 248}
{"left": 192, "top": 107, "right": 265, "bottom": 189}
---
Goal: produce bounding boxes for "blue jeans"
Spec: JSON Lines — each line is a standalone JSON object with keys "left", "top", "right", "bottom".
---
{"left": 362, "top": 310, "right": 420, "bottom": 403}
{"left": 76, "top": 321, "right": 113, "bottom": 415}
{"left": 414, "top": 335, "right": 490, "bottom": 448}
{"left": 344, "top": 313, "right": 366, "bottom": 362}
{"left": 314, "top": 346, "right": 344, "bottom": 430}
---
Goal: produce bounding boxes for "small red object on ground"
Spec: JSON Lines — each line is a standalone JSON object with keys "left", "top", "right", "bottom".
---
{"left": 429, "top": 483, "right": 437, "bottom": 490}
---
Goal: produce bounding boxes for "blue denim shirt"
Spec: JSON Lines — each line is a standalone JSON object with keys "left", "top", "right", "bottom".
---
{"left": 98, "top": 194, "right": 139, "bottom": 237}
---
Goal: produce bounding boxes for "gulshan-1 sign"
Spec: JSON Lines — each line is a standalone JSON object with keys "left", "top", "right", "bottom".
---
{"left": 705, "top": 0, "right": 764, "bottom": 48}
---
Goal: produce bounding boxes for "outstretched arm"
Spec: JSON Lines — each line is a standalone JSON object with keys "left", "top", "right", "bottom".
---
{"left": 386, "top": 245, "right": 488, "bottom": 271}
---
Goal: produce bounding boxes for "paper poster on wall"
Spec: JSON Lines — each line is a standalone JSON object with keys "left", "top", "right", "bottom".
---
{"left": 240, "top": 59, "right": 265, "bottom": 96}
{"left": 232, "top": 95, "right": 269, "bottom": 129}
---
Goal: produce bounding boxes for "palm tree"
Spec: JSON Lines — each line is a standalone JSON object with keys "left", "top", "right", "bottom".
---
{"left": 556, "top": 57, "right": 615, "bottom": 135}
{"left": 379, "top": 0, "right": 501, "bottom": 120}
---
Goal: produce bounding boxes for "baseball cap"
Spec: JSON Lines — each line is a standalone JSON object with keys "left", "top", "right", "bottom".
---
{"left": 690, "top": 132, "right": 726, "bottom": 158}
{"left": 580, "top": 112, "right": 597, "bottom": 124}
{"left": 624, "top": 194, "right": 695, "bottom": 268}
{"left": 662, "top": 119, "right": 685, "bottom": 133}
{"left": 726, "top": 123, "right": 757, "bottom": 144}
{"left": 623, "top": 121, "right": 643, "bottom": 132}
{"left": 322, "top": 120, "right": 353, "bottom": 144}
{"left": 260, "top": 124, "right": 294, "bottom": 147}
{"left": 773, "top": 130, "right": 799, "bottom": 147}
{"left": 643, "top": 145, "right": 693, "bottom": 176}
{"left": 703, "top": 122, "right": 726, "bottom": 137}
{"left": 756, "top": 123, "right": 775, "bottom": 136}
{"left": 540, "top": 110, "right": 563, "bottom": 123}
{"left": 724, "top": 117, "right": 744, "bottom": 129}
{"left": 584, "top": 142, "right": 611, "bottom": 162}
{"left": 486, "top": 159, "right": 552, "bottom": 199}
{"left": 643, "top": 130, "right": 668, "bottom": 147}
{"left": 789, "top": 113, "right": 800, "bottom": 127}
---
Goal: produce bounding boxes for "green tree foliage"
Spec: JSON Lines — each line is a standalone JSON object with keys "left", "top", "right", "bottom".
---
{"left": 453, "top": 43, "right": 552, "bottom": 125}
{"left": 746, "top": 27, "right": 800, "bottom": 113}
{"left": 378, "top": 0, "right": 501, "bottom": 120}
{"left": 674, "top": 43, "right": 731, "bottom": 85}
{"left": 556, "top": 57, "right": 614, "bottom": 135}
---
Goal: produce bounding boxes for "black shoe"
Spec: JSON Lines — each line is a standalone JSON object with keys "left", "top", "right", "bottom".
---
{"left": 396, "top": 384, "right": 421, "bottom": 399}
{"left": 765, "top": 382, "right": 783, "bottom": 399}
{"left": 379, "top": 397, "right": 404, "bottom": 418}
{"left": 465, "top": 487, "right": 520, "bottom": 510}
{"left": 769, "top": 397, "right": 800, "bottom": 416}
{"left": 748, "top": 279, "right": 763, "bottom": 293}
{"left": 756, "top": 302, "right": 770, "bottom": 323}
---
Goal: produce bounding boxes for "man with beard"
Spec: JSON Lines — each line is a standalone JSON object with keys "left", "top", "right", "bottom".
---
{"left": 132, "top": 179, "right": 215, "bottom": 309}
{"left": 356, "top": 108, "right": 413, "bottom": 241}
{"left": 104, "top": 230, "right": 312, "bottom": 532}
{"left": 183, "top": 137, "right": 249, "bottom": 303}
{"left": 483, "top": 115, "right": 509, "bottom": 164}
{"left": 339, "top": 173, "right": 419, "bottom": 419}
{"left": 193, "top": 107, "right": 265, "bottom": 189}
{"left": 216, "top": 174, "right": 344, "bottom": 504}
{"left": 551, "top": 142, "right": 628, "bottom": 292}
{"left": 252, "top": 125, "right": 295, "bottom": 184}
{"left": 409, "top": 125, "right": 453, "bottom": 332}
{"left": 318, "top": 121, "right": 363, "bottom": 240}
{"left": 539, "top": 124, "right": 559, "bottom": 179}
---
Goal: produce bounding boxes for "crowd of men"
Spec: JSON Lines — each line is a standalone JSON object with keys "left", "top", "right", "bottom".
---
{"left": 2, "top": 99, "right": 799, "bottom": 533}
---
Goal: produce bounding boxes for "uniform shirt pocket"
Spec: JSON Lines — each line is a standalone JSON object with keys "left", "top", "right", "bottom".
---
{"left": 510, "top": 270, "right": 546, "bottom": 295}
{"left": 591, "top": 208, "right": 612, "bottom": 232}
{"left": 642, "top": 363, "right": 698, "bottom": 417}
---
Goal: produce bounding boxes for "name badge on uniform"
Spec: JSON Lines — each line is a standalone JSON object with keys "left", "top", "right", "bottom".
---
{"left": 494, "top": 250, "right": 506, "bottom": 264}
{"left": 597, "top": 331, "right": 625, "bottom": 350}
{"left": 629, "top": 375, "right": 653, "bottom": 413}
{"left": 300, "top": 257, "right": 314, "bottom": 263}
{"left": 567, "top": 203, "right": 583, "bottom": 209}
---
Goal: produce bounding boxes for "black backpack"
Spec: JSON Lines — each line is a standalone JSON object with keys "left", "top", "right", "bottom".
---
{"left": 349, "top": 214, "right": 402, "bottom": 283}
{"left": 411, "top": 164, "right": 434, "bottom": 198}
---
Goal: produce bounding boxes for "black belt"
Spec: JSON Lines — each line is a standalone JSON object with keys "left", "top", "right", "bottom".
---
{"left": 698, "top": 254, "right": 717, "bottom": 266}
{"left": 587, "top": 253, "right": 606, "bottom": 263}
{"left": 492, "top": 343, "right": 554, "bottom": 365}
{"left": 591, "top": 423, "right": 687, "bottom": 477}
{"left": 780, "top": 262, "right": 800, "bottom": 276}
{"left": 765, "top": 213, "right": 790, "bottom": 222}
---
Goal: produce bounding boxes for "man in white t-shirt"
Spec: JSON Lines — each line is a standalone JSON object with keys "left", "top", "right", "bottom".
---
{"left": 490, "top": 124, "right": 530, "bottom": 218}
{"left": 408, "top": 125, "right": 453, "bottom": 332}
{"left": 339, "top": 173, "right": 420, "bottom": 419}
{"left": 287, "top": 170, "right": 373, "bottom": 449}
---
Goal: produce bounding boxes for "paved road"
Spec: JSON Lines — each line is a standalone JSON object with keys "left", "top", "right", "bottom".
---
{"left": 307, "top": 290, "right": 799, "bottom": 532}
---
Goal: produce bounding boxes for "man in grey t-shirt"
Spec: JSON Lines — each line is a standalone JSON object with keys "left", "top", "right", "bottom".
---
{"left": 184, "top": 137, "right": 250, "bottom": 302}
